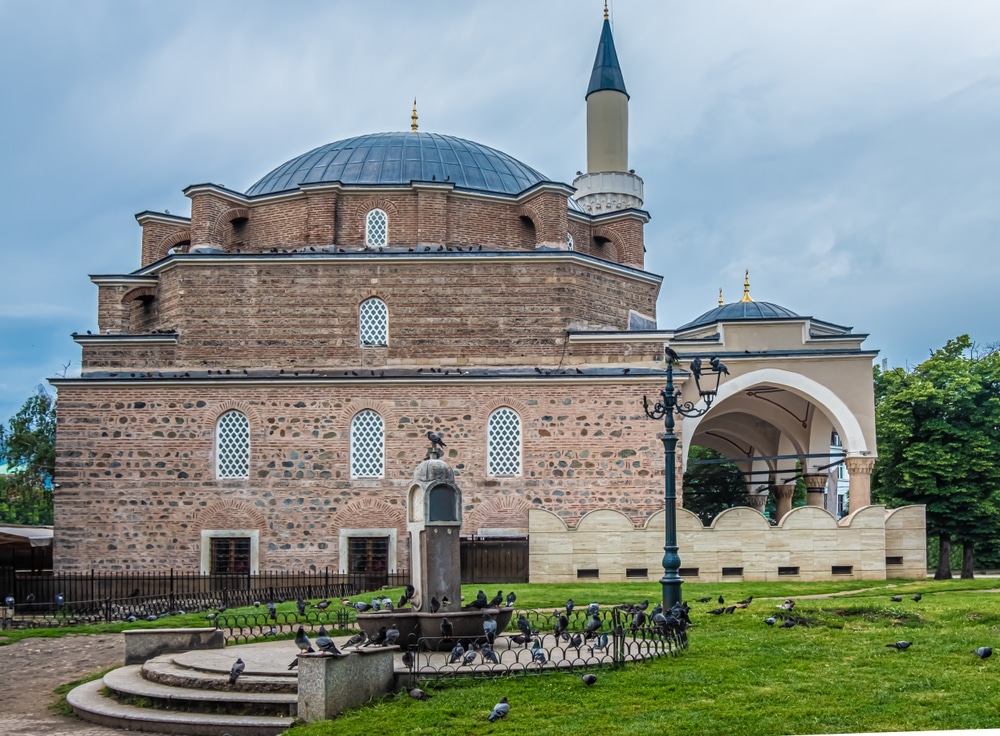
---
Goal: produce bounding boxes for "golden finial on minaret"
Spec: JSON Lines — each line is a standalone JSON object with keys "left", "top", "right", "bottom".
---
{"left": 740, "top": 269, "right": 754, "bottom": 303}
{"left": 411, "top": 98, "right": 418, "bottom": 132}
{"left": 718, "top": 288, "right": 724, "bottom": 307}
{"left": 604, "top": 1, "right": 609, "bottom": 20}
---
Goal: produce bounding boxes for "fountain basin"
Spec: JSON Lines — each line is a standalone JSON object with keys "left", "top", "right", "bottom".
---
{"left": 356, "top": 607, "right": 514, "bottom": 651}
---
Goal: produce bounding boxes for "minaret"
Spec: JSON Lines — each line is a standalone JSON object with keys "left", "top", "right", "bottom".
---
{"left": 573, "top": 3, "right": 644, "bottom": 215}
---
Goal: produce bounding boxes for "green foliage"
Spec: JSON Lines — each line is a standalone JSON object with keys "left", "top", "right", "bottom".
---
{"left": 682, "top": 446, "right": 748, "bottom": 523}
{"left": 872, "top": 335, "right": 1000, "bottom": 573}
{"left": 0, "top": 387, "right": 56, "bottom": 525}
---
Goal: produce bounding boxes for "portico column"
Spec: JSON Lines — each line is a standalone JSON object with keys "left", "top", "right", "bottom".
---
{"left": 804, "top": 474, "right": 828, "bottom": 507}
{"left": 745, "top": 489, "right": 768, "bottom": 514}
{"left": 844, "top": 456, "right": 876, "bottom": 510}
{"left": 772, "top": 484, "right": 795, "bottom": 520}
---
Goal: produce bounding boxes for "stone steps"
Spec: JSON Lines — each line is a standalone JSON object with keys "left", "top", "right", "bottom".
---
{"left": 67, "top": 679, "right": 295, "bottom": 736}
{"left": 141, "top": 654, "right": 297, "bottom": 694}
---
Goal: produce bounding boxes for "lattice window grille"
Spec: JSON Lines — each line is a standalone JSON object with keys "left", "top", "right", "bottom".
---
{"left": 351, "top": 410, "right": 385, "bottom": 478}
{"left": 359, "top": 298, "right": 388, "bottom": 347}
{"left": 365, "top": 208, "right": 388, "bottom": 247}
{"left": 487, "top": 407, "right": 522, "bottom": 476}
{"left": 216, "top": 411, "right": 250, "bottom": 479}
{"left": 567, "top": 233, "right": 574, "bottom": 250}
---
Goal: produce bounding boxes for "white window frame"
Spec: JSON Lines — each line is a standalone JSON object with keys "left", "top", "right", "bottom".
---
{"left": 351, "top": 410, "right": 385, "bottom": 478}
{"left": 359, "top": 297, "right": 389, "bottom": 347}
{"left": 487, "top": 407, "right": 522, "bottom": 477}
{"left": 215, "top": 410, "right": 250, "bottom": 479}
{"left": 338, "top": 527, "right": 398, "bottom": 573}
{"left": 365, "top": 208, "right": 388, "bottom": 247}
{"left": 200, "top": 529, "right": 260, "bottom": 574}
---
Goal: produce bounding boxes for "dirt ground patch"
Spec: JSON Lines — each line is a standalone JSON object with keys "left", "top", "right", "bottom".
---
{"left": 0, "top": 633, "right": 168, "bottom": 736}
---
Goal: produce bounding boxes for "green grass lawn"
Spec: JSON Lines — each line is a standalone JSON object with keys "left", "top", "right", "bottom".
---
{"left": 291, "top": 579, "right": 1000, "bottom": 736}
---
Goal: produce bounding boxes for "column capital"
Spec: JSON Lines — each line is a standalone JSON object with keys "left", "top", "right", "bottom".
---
{"left": 845, "top": 456, "right": 875, "bottom": 476}
{"left": 803, "top": 473, "right": 828, "bottom": 490}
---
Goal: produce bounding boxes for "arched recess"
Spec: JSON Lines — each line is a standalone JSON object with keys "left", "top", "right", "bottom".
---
{"left": 209, "top": 207, "right": 251, "bottom": 249}
{"left": 196, "top": 499, "right": 266, "bottom": 574}
{"left": 152, "top": 230, "right": 192, "bottom": 262}
{"left": 467, "top": 494, "right": 531, "bottom": 534}
{"left": 122, "top": 286, "right": 157, "bottom": 333}
{"left": 591, "top": 226, "right": 625, "bottom": 263}
{"left": 680, "top": 368, "right": 869, "bottom": 472}
{"left": 329, "top": 497, "right": 406, "bottom": 572}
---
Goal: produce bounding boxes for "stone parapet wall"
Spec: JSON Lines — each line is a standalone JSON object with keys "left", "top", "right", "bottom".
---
{"left": 528, "top": 504, "right": 926, "bottom": 583}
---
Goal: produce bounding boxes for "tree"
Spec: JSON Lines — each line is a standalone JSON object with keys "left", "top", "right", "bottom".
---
{"left": 872, "top": 336, "right": 1000, "bottom": 579}
{"left": 682, "top": 446, "right": 749, "bottom": 524}
{"left": 0, "top": 386, "right": 56, "bottom": 525}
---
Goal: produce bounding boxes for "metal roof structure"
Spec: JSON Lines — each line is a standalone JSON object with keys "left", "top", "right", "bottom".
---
{"left": 586, "top": 17, "right": 629, "bottom": 100}
{"left": 677, "top": 300, "right": 803, "bottom": 331}
{"left": 246, "top": 132, "right": 551, "bottom": 197}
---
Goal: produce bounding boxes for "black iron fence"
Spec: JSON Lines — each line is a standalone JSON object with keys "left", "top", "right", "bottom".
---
{"left": 460, "top": 537, "right": 529, "bottom": 584}
{"left": 0, "top": 568, "right": 409, "bottom": 629}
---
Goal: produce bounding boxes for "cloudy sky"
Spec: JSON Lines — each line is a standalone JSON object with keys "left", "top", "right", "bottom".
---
{"left": 1, "top": 0, "right": 999, "bottom": 424}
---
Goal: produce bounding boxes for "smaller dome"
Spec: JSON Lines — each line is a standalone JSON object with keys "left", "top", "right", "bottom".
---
{"left": 413, "top": 457, "right": 455, "bottom": 485}
{"left": 677, "top": 300, "right": 801, "bottom": 331}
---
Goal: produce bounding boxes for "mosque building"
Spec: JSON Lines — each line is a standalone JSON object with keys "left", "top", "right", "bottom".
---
{"left": 51, "top": 9, "right": 923, "bottom": 583}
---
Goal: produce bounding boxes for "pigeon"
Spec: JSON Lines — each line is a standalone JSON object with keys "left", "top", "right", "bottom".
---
{"left": 565, "top": 599, "right": 575, "bottom": 616}
{"left": 381, "top": 598, "right": 394, "bottom": 612}
{"left": 664, "top": 345, "right": 681, "bottom": 364}
{"left": 765, "top": 616, "right": 776, "bottom": 626}
{"left": 470, "top": 590, "right": 488, "bottom": 609}
{"left": 126, "top": 615, "right": 137, "bottom": 623}
{"left": 697, "top": 597, "right": 712, "bottom": 603}
{"left": 718, "top": 595, "right": 725, "bottom": 604}
{"left": 344, "top": 630, "right": 367, "bottom": 648}
{"left": 402, "top": 650, "right": 414, "bottom": 668}
{"left": 708, "top": 607, "right": 725, "bottom": 615}
{"left": 780, "top": 618, "right": 796, "bottom": 629}
{"left": 409, "top": 688, "right": 431, "bottom": 700}
{"left": 912, "top": 593, "right": 922, "bottom": 602}
{"left": 489, "top": 590, "right": 504, "bottom": 607}
{"left": 449, "top": 642, "right": 465, "bottom": 664}
{"left": 555, "top": 613, "right": 569, "bottom": 636}
{"left": 295, "top": 626, "right": 315, "bottom": 653}
{"left": 591, "top": 633, "right": 609, "bottom": 652}
{"left": 709, "top": 356, "right": 730, "bottom": 375}
{"left": 531, "top": 641, "right": 547, "bottom": 665}
{"left": 441, "top": 618, "right": 453, "bottom": 640}
{"left": 586, "top": 613, "right": 602, "bottom": 635}
{"left": 632, "top": 610, "right": 647, "bottom": 629}
{"left": 569, "top": 633, "right": 583, "bottom": 651}
{"left": 973, "top": 647, "right": 993, "bottom": 659}
{"left": 517, "top": 614, "right": 531, "bottom": 639}
{"left": 427, "top": 431, "right": 447, "bottom": 448}
{"left": 737, "top": 596, "right": 754, "bottom": 606}
{"left": 315, "top": 626, "right": 344, "bottom": 655}
{"left": 297, "top": 598, "right": 307, "bottom": 616}
{"left": 779, "top": 599, "right": 795, "bottom": 611}
{"left": 4, "top": 595, "right": 13, "bottom": 608}
{"left": 890, "top": 595, "right": 903, "bottom": 602}
{"left": 481, "top": 645, "right": 499, "bottom": 664}
{"left": 55, "top": 593, "right": 65, "bottom": 608}
{"left": 430, "top": 596, "right": 441, "bottom": 614}
{"left": 287, "top": 657, "right": 298, "bottom": 670}
{"left": 462, "top": 648, "right": 478, "bottom": 666}
{"left": 586, "top": 602, "right": 600, "bottom": 617}
{"left": 505, "top": 591, "right": 517, "bottom": 607}
{"left": 725, "top": 605, "right": 737, "bottom": 614}
{"left": 637, "top": 599, "right": 649, "bottom": 611}
{"left": 483, "top": 613, "right": 497, "bottom": 645}
{"left": 371, "top": 598, "right": 381, "bottom": 612}
{"left": 581, "top": 673, "right": 597, "bottom": 686}
{"left": 229, "top": 657, "right": 245, "bottom": 684}
{"left": 265, "top": 626, "right": 277, "bottom": 637}
{"left": 886, "top": 641, "right": 912, "bottom": 650}
{"left": 488, "top": 697, "right": 510, "bottom": 722}
{"left": 690, "top": 357, "right": 703, "bottom": 380}
{"left": 383, "top": 624, "right": 400, "bottom": 647}
{"left": 313, "top": 599, "right": 330, "bottom": 610}
{"left": 267, "top": 601, "right": 277, "bottom": 620}
{"left": 366, "top": 626, "right": 387, "bottom": 647}
{"left": 146, "top": 614, "right": 158, "bottom": 622}
{"left": 253, "top": 600, "right": 261, "bottom": 607}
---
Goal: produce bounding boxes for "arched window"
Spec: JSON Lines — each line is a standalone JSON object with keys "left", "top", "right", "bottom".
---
{"left": 365, "top": 208, "right": 388, "bottom": 247}
{"left": 487, "top": 407, "right": 521, "bottom": 476}
{"left": 351, "top": 410, "right": 384, "bottom": 478}
{"left": 567, "top": 233, "right": 574, "bottom": 251}
{"left": 216, "top": 410, "right": 250, "bottom": 479}
{"left": 359, "top": 298, "right": 388, "bottom": 347}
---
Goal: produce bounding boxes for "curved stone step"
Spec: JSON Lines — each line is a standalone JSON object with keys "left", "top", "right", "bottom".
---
{"left": 142, "top": 655, "right": 297, "bottom": 694}
{"left": 104, "top": 665, "right": 297, "bottom": 713}
{"left": 67, "top": 679, "right": 294, "bottom": 736}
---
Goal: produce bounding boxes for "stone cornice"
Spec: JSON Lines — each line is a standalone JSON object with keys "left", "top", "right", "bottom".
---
{"left": 89, "top": 275, "right": 159, "bottom": 288}
{"left": 134, "top": 211, "right": 191, "bottom": 226}
{"left": 72, "top": 333, "right": 178, "bottom": 346}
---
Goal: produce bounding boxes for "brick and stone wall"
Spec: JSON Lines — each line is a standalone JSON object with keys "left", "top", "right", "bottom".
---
{"left": 53, "top": 378, "right": 675, "bottom": 572}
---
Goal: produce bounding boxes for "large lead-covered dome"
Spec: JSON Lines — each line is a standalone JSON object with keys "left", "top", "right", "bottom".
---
{"left": 247, "top": 132, "right": 550, "bottom": 197}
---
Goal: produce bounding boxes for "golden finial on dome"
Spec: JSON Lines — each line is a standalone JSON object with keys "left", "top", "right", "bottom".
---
{"left": 604, "top": 1, "right": 609, "bottom": 20}
{"left": 411, "top": 98, "right": 418, "bottom": 132}
{"left": 719, "top": 288, "right": 724, "bottom": 307}
{"left": 740, "top": 269, "right": 754, "bottom": 303}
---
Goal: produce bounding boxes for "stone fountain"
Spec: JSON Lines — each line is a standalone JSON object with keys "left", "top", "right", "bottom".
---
{"left": 355, "top": 446, "right": 513, "bottom": 649}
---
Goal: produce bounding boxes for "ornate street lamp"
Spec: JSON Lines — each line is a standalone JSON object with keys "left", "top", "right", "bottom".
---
{"left": 642, "top": 350, "right": 728, "bottom": 609}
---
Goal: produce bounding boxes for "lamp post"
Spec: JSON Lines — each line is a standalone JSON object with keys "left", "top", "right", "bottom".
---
{"left": 642, "top": 352, "right": 727, "bottom": 609}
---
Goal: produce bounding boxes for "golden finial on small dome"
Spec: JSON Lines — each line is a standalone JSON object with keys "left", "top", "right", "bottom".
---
{"left": 718, "top": 288, "right": 724, "bottom": 307}
{"left": 740, "top": 269, "right": 754, "bottom": 303}
{"left": 604, "top": 1, "right": 609, "bottom": 20}
{"left": 411, "top": 98, "right": 418, "bottom": 132}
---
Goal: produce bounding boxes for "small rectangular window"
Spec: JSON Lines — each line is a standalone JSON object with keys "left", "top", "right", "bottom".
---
{"left": 576, "top": 568, "right": 600, "bottom": 579}
{"left": 721, "top": 567, "right": 743, "bottom": 577}
{"left": 210, "top": 537, "right": 251, "bottom": 575}
{"left": 678, "top": 567, "right": 699, "bottom": 577}
{"left": 831, "top": 565, "right": 853, "bottom": 575}
{"left": 625, "top": 568, "right": 648, "bottom": 578}
{"left": 778, "top": 566, "right": 800, "bottom": 576}
{"left": 885, "top": 556, "right": 903, "bottom": 565}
